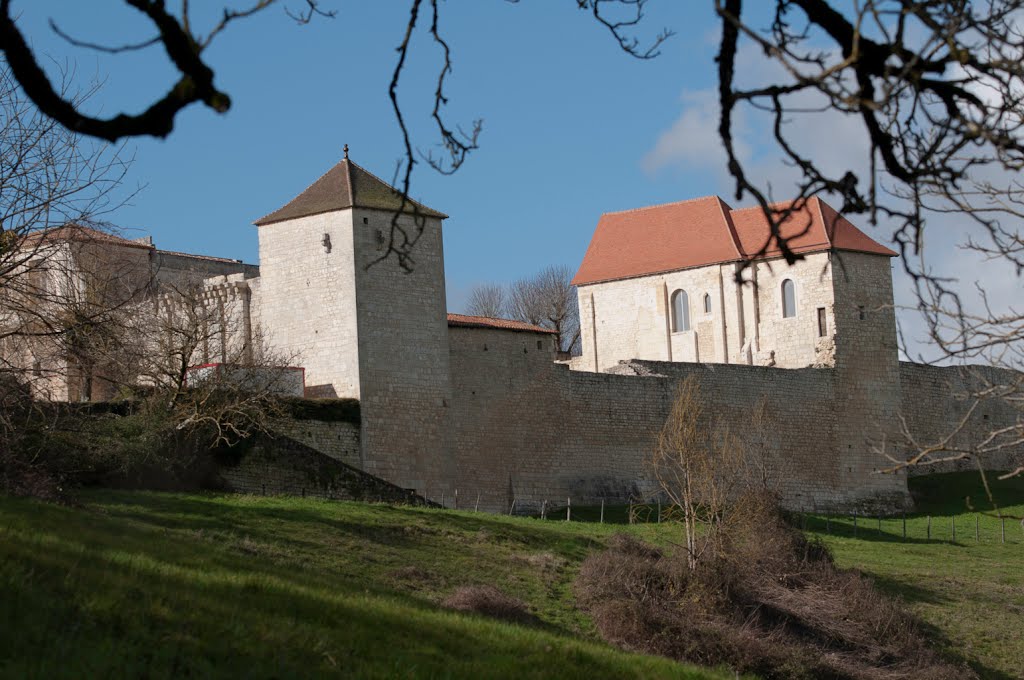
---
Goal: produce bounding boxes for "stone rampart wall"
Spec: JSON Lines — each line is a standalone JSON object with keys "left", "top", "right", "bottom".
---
{"left": 447, "top": 325, "right": 912, "bottom": 514}
{"left": 220, "top": 432, "right": 420, "bottom": 503}
{"left": 898, "top": 362, "right": 1023, "bottom": 476}
{"left": 270, "top": 417, "right": 362, "bottom": 469}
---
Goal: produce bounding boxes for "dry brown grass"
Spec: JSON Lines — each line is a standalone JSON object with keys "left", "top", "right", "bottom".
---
{"left": 576, "top": 494, "right": 973, "bottom": 680}
{"left": 442, "top": 585, "right": 539, "bottom": 626}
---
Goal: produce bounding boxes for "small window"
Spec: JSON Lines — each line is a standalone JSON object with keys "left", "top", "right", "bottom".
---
{"left": 781, "top": 279, "right": 796, "bottom": 318}
{"left": 858, "top": 305, "right": 866, "bottom": 321}
{"left": 671, "top": 289, "right": 690, "bottom": 332}
{"left": 817, "top": 307, "right": 827, "bottom": 337}
{"left": 703, "top": 292, "right": 712, "bottom": 314}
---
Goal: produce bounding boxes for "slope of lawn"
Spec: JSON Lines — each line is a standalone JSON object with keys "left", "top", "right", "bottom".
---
{"left": 813, "top": 473, "right": 1024, "bottom": 680}
{"left": 0, "top": 490, "right": 725, "bottom": 680}
{"left": 2, "top": 472, "right": 1020, "bottom": 679}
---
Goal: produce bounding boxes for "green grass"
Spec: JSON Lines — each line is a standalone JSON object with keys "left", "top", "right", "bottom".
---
{"left": 815, "top": 473, "right": 1024, "bottom": 680}
{"left": 1, "top": 472, "right": 1020, "bottom": 678}
{"left": 0, "top": 490, "right": 725, "bottom": 680}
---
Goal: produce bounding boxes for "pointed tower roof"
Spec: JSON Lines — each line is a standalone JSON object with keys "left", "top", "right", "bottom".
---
{"left": 253, "top": 152, "right": 447, "bottom": 226}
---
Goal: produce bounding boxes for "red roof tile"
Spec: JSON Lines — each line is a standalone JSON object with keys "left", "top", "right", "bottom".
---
{"left": 571, "top": 196, "right": 741, "bottom": 286}
{"left": 446, "top": 313, "right": 557, "bottom": 334}
{"left": 573, "top": 196, "right": 896, "bottom": 286}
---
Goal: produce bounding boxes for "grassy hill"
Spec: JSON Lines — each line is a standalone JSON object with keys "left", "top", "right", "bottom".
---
{"left": 1, "top": 472, "right": 1021, "bottom": 678}
{"left": 0, "top": 490, "right": 724, "bottom": 679}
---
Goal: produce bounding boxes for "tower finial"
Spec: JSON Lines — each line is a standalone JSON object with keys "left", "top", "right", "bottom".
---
{"left": 343, "top": 143, "right": 349, "bottom": 160}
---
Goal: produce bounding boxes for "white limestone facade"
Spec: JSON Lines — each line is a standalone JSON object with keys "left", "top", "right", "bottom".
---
{"left": 575, "top": 251, "right": 847, "bottom": 372}
{"left": 255, "top": 209, "right": 361, "bottom": 398}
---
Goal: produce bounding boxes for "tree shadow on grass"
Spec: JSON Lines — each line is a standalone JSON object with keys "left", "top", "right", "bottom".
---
{"left": 86, "top": 491, "right": 610, "bottom": 562}
{"left": 0, "top": 519, "right": 658, "bottom": 679}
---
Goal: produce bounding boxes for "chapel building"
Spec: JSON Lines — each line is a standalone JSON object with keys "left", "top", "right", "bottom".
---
{"left": 571, "top": 196, "right": 899, "bottom": 372}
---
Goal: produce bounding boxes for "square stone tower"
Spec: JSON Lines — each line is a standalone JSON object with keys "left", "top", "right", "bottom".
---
{"left": 254, "top": 152, "right": 454, "bottom": 496}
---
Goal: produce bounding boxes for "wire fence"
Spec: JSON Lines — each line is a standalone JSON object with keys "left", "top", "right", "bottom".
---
{"left": 425, "top": 492, "right": 1024, "bottom": 545}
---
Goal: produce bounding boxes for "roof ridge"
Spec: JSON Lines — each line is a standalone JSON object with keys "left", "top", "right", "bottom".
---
{"left": 343, "top": 158, "right": 356, "bottom": 208}
{"left": 714, "top": 196, "right": 744, "bottom": 260}
{"left": 813, "top": 196, "right": 834, "bottom": 247}
{"left": 601, "top": 195, "right": 724, "bottom": 217}
{"left": 156, "top": 248, "right": 251, "bottom": 265}
{"left": 348, "top": 158, "right": 446, "bottom": 217}
{"left": 729, "top": 196, "right": 819, "bottom": 213}
{"left": 252, "top": 158, "right": 345, "bottom": 225}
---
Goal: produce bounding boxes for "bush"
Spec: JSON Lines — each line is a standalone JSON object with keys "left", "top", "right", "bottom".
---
{"left": 442, "top": 585, "right": 538, "bottom": 626}
{"left": 575, "top": 494, "right": 972, "bottom": 680}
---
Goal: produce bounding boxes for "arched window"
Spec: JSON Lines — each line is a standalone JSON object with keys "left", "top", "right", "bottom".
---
{"left": 703, "top": 292, "right": 712, "bottom": 315}
{"left": 781, "top": 279, "right": 796, "bottom": 318}
{"left": 671, "top": 289, "right": 690, "bottom": 332}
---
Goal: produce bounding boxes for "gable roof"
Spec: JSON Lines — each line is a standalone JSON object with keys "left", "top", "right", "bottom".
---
{"left": 25, "top": 224, "right": 155, "bottom": 251}
{"left": 572, "top": 196, "right": 896, "bottom": 286}
{"left": 446, "top": 313, "right": 557, "bottom": 334}
{"left": 254, "top": 157, "right": 447, "bottom": 226}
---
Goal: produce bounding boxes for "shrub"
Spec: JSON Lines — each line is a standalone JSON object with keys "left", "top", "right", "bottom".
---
{"left": 575, "top": 495, "right": 973, "bottom": 680}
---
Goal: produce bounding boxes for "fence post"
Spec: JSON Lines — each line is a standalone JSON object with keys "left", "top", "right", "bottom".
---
{"left": 952, "top": 516, "right": 956, "bottom": 542}
{"left": 600, "top": 499, "right": 605, "bottom": 524}
{"left": 902, "top": 511, "right": 906, "bottom": 541}
{"left": 657, "top": 499, "right": 662, "bottom": 523}
{"left": 877, "top": 515, "right": 882, "bottom": 535}
{"left": 475, "top": 493, "right": 480, "bottom": 512}
{"left": 566, "top": 497, "right": 571, "bottom": 522}
{"left": 508, "top": 498, "right": 516, "bottom": 516}
{"left": 927, "top": 515, "right": 931, "bottom": 541}
{"left": 629, "top": 500, "right": 634, "bottom": 525}
{"left": 1001, "top": 516, "right": 1006, "bottom": 544}
{"left": 976, "top": 515, "right": 980, "bottom": 542}
{"left": 853, "top": 512, "right": 858, "bottom": 537}
{"left": 540, "top": 499, "right": 547, "bottom": 520}
{"left": 454, "top": 489, "right": 458, "bottom": 510}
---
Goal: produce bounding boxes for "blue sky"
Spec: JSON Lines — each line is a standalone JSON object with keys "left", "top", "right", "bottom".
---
{"left": 17, "top": 2, "right": 739, "bottom": 310}
{"left": 18, "top": 1, "right": 1009, "bottom": 359}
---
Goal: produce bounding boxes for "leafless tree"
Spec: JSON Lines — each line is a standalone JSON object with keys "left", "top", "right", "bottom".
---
{"left": 124, "top": 282, "right": 296, "bottom": 448}
{"left": 711, "top": 2, "right": 1024, "bottom": 489}
{"left": 0, "top": 59, "right": 134, "bottom": 407}
{"left": 465, "top": 283, "right": 507, "bottom": 319}
{"left": 649, "top": 375, "right": 755, "bottom": 569}
{"left": 508, "top": 265, "right": 581, "bottom": 354}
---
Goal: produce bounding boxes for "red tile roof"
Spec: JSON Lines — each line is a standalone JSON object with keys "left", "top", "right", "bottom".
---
{"left": 254, "top": 157, "right": 447, "bottom": 226}
{"left": 572, "top": 196, "right": 897, "bottom": 286}
{"left": 446, "top": 313, "right": 557, "bottom": 334}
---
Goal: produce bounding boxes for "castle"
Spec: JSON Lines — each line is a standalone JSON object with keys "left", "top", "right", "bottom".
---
{"left": 7, "top": 154, "right": 1021, "bottom": 512}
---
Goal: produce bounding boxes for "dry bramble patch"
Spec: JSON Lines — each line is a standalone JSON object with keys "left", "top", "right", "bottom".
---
{"left": 575, "top": 497, "right": 973, "bottom": 680}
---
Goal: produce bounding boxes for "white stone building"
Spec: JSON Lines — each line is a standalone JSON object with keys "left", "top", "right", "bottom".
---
{"left": 571, "top": 196, "right": 898, "bottom": 371}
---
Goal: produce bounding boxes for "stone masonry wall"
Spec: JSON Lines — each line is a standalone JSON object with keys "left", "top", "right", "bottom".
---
{"left": 271, "top": 417, "right": 362, "bottom": 469}
{"left": 828, "top": 251, "right": 908, "bottom": 505}
{"left": 220, "top": 432, "right": 420, "bottom": 503}
{"left": 255, "top": 210, "right": 360, "bottom": 398}
{"left": 352, "top": 209, "right": 455, "bottom": 498}
{"left": 898, "top": 362, "right": 1024, "bottom": 475}
{"left": 447, "top": 324, "right": 910, "bottom": 514}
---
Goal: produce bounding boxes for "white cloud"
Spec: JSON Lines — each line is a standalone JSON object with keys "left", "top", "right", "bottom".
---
{"left": 642, "top": 45, "right": 1023, "bottom": 365}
